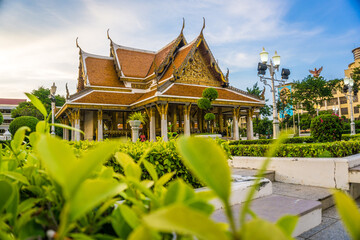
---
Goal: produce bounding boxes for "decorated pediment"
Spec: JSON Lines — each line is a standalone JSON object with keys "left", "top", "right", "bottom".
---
{"left": 178, "top": 50, "right": 222, "bottom": 87}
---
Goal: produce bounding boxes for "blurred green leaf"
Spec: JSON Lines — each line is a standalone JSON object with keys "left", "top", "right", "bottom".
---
{"left": 163, "top": 179, "right": 195, "bottom": 206}
{"left": 11, "top": 126, "right": 29, "bottom": 154}
{"left": 111, "top": 207, "right": 132, "bottom": 239}
{"left": 36, "top": 135, "right": 76, "bottom": 197}
{"left": 177, "top": 137, "right": 230, "bottom": 203}
{"left": 25, "top": 93, "right": 48, "bottom": 119}
{"left": 143, "top": 204, "right": 229, "bottom": 240}
{"left": 143, "top": 159, "right": 158, "bottom": 182}
{"left": 333, "top": 190, "right": 360, "bottom": 239}
{"left": 119, "top": 204, "right": 140, "bottom": 229}
{"left": 0, "top": 180, "right": 13, "bottom": 213}
{"left": 0, "top": 171, "right": 29, "bottom": 185}
{"left": 240, "top": 218, "right": 289, "bottom": 240}
{"left": 68, "top": 179, "right": 126, "bottom": 222}
{"left": 276, "top": 215, "right": 298, "bottom": 237}
{"left": 155, "top": 172, "right": 175, "bottom": 189}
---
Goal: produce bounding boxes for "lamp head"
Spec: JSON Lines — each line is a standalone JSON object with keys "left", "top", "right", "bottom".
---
{"left": 272, "top": 51, "right": 281, "bottom": 67}
{"left": 260, "top": 47, "right": 269, "bottom": 63}
{"left": 50, "top": 82, "right": 57, "bottom": 95}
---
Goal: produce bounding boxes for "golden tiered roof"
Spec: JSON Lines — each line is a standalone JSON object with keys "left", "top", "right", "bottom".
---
{"left": 56, "top": 19, "right": 264, "bottom": 118}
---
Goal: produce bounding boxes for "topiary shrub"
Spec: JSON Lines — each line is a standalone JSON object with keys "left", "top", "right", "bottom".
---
{"left": 202, "top": 87, "right": 218, "bottom": 101}
{"left": 310, "top": 114, "right": 343, "bottom": 142}
{"left": 197, "top": 98, "right": 211, "bottom": 110}
{"left": 9, "top": 116, "right": 39, "bottom": 136}
{"left": 204, "top": 113, "right": 215, "bottom": 121}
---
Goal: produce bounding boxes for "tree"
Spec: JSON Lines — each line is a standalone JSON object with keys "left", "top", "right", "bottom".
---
{"left": 197, "top": 88, "right": 218, "bottom": 132}
{"left": 0, "top": 112, "right": 3, "bottom": 125}
{"left": 292, "top": 75, "right": 333, "bottom": 116}
{"left": 11, "top": 87, "right": 65, "bottom": 120}
{"left": 247, "top": 82, "right": 271, "bottom": 117}
{"left": 253, "top": 117, "right": 272, "bottom": 137}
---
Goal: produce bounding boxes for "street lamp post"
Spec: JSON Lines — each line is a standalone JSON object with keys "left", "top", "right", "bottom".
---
{"left": 257, "top": 48, "right": 290, "bottom": 139}
{"left": 343, "top": 77, "right": 356, "bottom": 135}
{"left": 332, "top": 106, "right": 339, "bottom": 115}
{"left": 50, "top": 82, "right": 57, "bottom": 135}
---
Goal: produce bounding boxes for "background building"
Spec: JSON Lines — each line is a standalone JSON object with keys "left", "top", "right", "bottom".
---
{"left": 0, "top": 98, "right": 27, "bottom": 138}
{"left": 279, "top": 46, "right": 360, "bottom": 119}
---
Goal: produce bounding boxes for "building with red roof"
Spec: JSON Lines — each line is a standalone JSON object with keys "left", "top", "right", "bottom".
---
{"left": 56, "top": 20, "right": 264, "bottom": 141}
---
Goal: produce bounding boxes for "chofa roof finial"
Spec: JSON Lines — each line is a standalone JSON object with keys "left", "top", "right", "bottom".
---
{"left": 76, "top": 37, "right": 82, "bottom": 51}
{"left": 200, "top": 17, "right": 205, "bottom": 35}
{"left": 107, "top": 28, "right": 112, "bottom": 41}
{"left": 180, "top": 18, "right": 185, "bottom": 34}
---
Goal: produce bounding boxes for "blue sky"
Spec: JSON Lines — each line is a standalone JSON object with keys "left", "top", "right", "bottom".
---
{"left": 0, "top": 0, "right": 359, "bottom": 105}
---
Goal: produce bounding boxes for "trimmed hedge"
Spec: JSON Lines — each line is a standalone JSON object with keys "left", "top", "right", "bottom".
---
{"left": 230, "top": 141, "right": 360, "bottom": 158}
{"left": 9, "top": 116, "right": 39, "bottom": 136}
{"left": 106, "top": 139, "right": 203, "bottom": 187}
{"left": 229, "top": 136, "right": 315, "bottom": 145}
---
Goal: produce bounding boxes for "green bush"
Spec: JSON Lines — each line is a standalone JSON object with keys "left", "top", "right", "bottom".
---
{"left": 106, "top": 139, "right": 203, "bottom": 188}
{"left": 204, "top": 113, "right": 215, "bottom": 121}
{"left": 311, "top": 114, "right": 343, "bottom": 142}
{"left": 230, "top": 140, "right": 360, "bottom": 157}
{"left": 229, "top": 136, "right": 315, "bottom": 145}
{"left": 8, "top": 116, "right": 39, "bottom": 136}
{"left": 202, "top": 87, "right": 218, "bottom": 101}
{"left": 0, "top": 112, "right": 3, "bottom": 125}
{"left": 197, "top": 98, "right": 211, "bottom": 110}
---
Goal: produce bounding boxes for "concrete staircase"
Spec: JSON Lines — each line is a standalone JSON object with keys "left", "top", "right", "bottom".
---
{"left": 211, "top": 168, "right": 334, "bottom": 237}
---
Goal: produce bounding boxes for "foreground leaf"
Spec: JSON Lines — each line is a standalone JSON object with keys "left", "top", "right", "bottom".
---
{"left": 25, "top": 93, "right": 48, "bottom": 119}
{"left": 143, "top": 204, "right": 229, "bottom": 240}
{"left": 69, "top": 179, "right": 127, "bottom": 222}
{"left": 177, "top": 137, "right": 231, "bottom": 203}
{"left": 333, "top": 190, "right": 360, "bottom": 239}
{"left": 276, "top": 215, "right": 298, "bottom": 237}
{"left": 241, "top": 218, "right": 290, "bottom": 240}
{"left": 0, "top": 180, "right": 13, "bottom": 213}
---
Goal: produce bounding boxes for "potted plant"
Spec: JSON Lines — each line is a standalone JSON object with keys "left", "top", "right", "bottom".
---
{"left": 127, "top": 112, "right": 147, "bottom": 142}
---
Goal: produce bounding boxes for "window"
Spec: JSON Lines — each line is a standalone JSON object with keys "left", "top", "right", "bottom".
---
{"left": 0, "top": 109, "right": 11, "bottom": 114}
{"left": 340, "top": 97, "right": 347, "bottom": 104}
{"left": 341, "top": 107, "right": 348, "bottom": 115}
{"left": 354, "top": 96, "right": 358, "bottom": 103}
{"left": 355, "top": 107, "right": 359, "bottom": 114}
{"left": 327, "top": 98, "right": 338, "bottom": 106}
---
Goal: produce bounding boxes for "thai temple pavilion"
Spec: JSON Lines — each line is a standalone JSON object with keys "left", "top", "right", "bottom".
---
{"left": 56, "top": 20, "right": 265, "bottom": 141}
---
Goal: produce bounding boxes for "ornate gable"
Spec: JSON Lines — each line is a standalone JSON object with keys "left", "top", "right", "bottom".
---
{"left": 178, "top": 50, "right": 222, "bottom": 87}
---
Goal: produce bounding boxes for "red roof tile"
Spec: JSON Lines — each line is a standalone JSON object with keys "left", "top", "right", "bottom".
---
{"left": 0, "top": 99, "right": 26, "bottom": 105}
{"left": 162, "top": 84, "right": 261, "bottom": 102}
{"left": 116, "top": 48, "right": 155, "bottom": 78}
{"left": 85, "top": 57, "right": 125, "bottom": 87}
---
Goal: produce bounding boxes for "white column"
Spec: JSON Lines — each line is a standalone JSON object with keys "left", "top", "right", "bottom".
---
{"left": 233, "top": 108, "right": 239, "bottom": 140}
{"left": 247, "top": 109, "right": 254, "bottom": 140}
{"left": 84, "top": 111, "right": 94, "bottom": 140}
{"left": 157, "top": 104, "right": 168, "bottom": 142}
{"left": 63, "top": 128, "right": 69, "bottom": 140}
{"left": 338, "top": 96, "right": 341, "bottom": 117}
{"left": 97, "top": 110, "right": 103, "bottom": 141}
{"left": 149, "top": 108, "right": 156, "bottom": 141}
{"left": 161, "top": 115, "right": 168, "bottom": 141}
{"left": 71, "top": 119, "right": 75, "bottom": 141}
{"left": 184, "top": 105, "right": 191, "bottom": 136}
{"left": 74, "top": 110, "right": 81, "bottom": 141}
